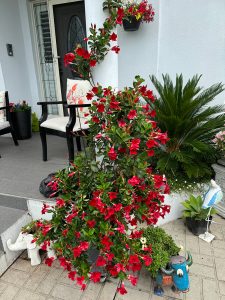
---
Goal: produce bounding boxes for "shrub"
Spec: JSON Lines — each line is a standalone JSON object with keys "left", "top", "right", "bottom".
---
{"left": 147, "top": 74, "right": 225, "bottom": 182}
{"left": 142, "top": 226, "right": 180, "bottom": 278}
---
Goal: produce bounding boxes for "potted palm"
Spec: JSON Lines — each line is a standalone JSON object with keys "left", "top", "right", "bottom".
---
{"left": 10, "top": 101, "right": 32, "bottom": 139}
{"left": 182, "top": 195, "right": 216, "bottom": 235}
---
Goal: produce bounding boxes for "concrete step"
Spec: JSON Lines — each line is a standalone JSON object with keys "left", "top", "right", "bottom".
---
{"left": 0, "top": 205, "right": 31, "bottom": 276}
{"left": 0, "top": 193, "right": 28, "bottom": 211}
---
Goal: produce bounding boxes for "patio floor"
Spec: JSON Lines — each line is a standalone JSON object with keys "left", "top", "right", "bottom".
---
{"left": 0, "top": 216, "right": 225, "bottom": 300}
{"left": 0, "top": 133, "right": 73, "bottom": 200}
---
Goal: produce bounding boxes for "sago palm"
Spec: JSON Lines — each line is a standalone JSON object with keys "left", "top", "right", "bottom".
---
{"left": 148, "top": 74, "right": 225, "bottom": 180}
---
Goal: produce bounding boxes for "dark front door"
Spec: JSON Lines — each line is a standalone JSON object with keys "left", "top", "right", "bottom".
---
{"left": 53, "top": 1, "right": 87, "bottom": 103}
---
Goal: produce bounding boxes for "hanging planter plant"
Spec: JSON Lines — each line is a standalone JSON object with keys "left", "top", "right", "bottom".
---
{"left": 123, "top": 16, "right": 141, "bottom": 31}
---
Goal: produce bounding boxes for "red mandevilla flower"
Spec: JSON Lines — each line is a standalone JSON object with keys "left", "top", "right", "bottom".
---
{"left": 64, "top": 52, "right": 75, "bottom": 66}
{"left": 111, "top": 46, "right": 120, "bottom": 54}
{"left": 108, "top": 147, "right": 117, "bottom": 160}
{"left": 127, "top": 109, "right": 137, "bottom": 120}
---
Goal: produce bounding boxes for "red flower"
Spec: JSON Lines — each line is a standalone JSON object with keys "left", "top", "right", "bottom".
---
{"left": 101, "top": 236, "right": 113, "bottom": 251}
{"left": 127, "top": 109, "right": 137, "bottom": 120}
{"left": 92, "top": 87, "right": 99, "bottom": 94}
{"left": 106, "top": 252, "right": 114, "bottom": 261}
{"left": 110, "top": 101, "right": 121, "bottom": 110}
{"left": 68, "top": 271, "right": 76, "bottom": 281}
{"left": 76, "top": 276, "right": 85, "bottom": 286}
{"left": 157, "top": 132, "right": 169, "bottom": 144}
{"left": 118, "top": 119, "right": 126, "bottom": 127}
{"left": 128, "top": 176, "right": 141, "bottom": 186}
{"left": 76, "top": 47, "right": 91, "bottom": 59}
{"left": 147, "top": 150, "right": 154, "bottom": 157}
{"left": 73, "top": 246, "right": 82, "bottom": 258}
{"left": 110, "top": 32, "right": 117, "bottom": 41}
{"left": 129, "top": 138, "right": 141, "bottom": 155}
{"left": 64, "top": 52, "right": 75, "bottom": 66}
{"left": 80, "top": 241, "right": 89, "bottom": 251}
{"left": 127, "top": 275, "right": 138, "bottom": 286}
{"left": 108, "top": 147, "right": 117, "bottom": 160}
{"left": 92, "top": 116, "right": 100, "bottom": 123}
{"left": 108, "top": 192, "right": 118, "bottom": 200}
{"left": 86, "top": 92, "right": 94, "bottom": 100}
{"left": 45, "top": 257, "right": 54, "bottom": 267}
{"left": 87, "top": 219, "right": 96, "bottom": 228}
{"left": 41, "top": 203, "right": 50, "bottom": 214}
{"left": 117, "top": 283, "right": 127, "bottom": 295}
{"left": 146, "top": 139, "right": 157, "bottom": 149}
{"left": 142, "top": 255, "right": 153, "bottom": 266}
{"left": 96, "top": 256, "right": 107, "bottom": 267}
{"left": 97, "top": 103, "right": 105, "bottom": 113}
{"left": 111, "top": 46, "right": 120, "bottom": 54}
{"left": 89, "top": 59, "right": 97, "bottom": 67}
{"left": 90, "top": 272, "right": 101, "bottom": 283}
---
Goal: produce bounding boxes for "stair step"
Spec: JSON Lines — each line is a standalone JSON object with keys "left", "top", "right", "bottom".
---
{"left": 0, "top": 193, "right": 28, "bottom": 211}
{"left": 0, "top": 206, "right": 26, "bottom": 237}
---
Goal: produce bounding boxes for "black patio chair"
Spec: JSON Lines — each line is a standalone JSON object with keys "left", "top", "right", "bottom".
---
{"left": 0, "top": 91, "right": 18, "bottom": 155}
{"left": 37, "top": 79, "right": 92, "bottom": 162}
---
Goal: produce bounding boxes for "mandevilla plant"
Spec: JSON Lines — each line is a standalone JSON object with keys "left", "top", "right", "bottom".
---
{"left": 64, "top": 0, "right": 154, "bottom": 81}
{"left": 34, "top": 77, "right": 171, "bottom": 294}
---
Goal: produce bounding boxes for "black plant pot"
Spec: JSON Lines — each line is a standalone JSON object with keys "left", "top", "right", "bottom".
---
{"left": 123, "top": 16, "right": 141, "bottom": 31}
{"left": 11, "top": 109, "right": 32, "bottom": 140}
{"left": 185, "top": 217, "right": 212, "bottom": 236}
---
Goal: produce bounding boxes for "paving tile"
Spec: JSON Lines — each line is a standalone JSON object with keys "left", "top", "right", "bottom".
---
{"left": 98, "top": 282, "right": 117, "bottom": 300}
{"left": 58, "top": 270, "right": 76, "bottom": 287}
{"left": 210, "top": 224, "right": 224, "bottom": 240}
{"left": 37, "top": 268, "right": 64, "bottom": 295}
{"left": 186, "top": 235, "right": 200, "bottom": 253}
{"left": 15, "top": 289, "right": 46, "bottom": 300}
{"left": 24, "top": 267, "right": 48, "bottom": 291}
{"left": 11, "top": 258, "right": 36, "bottom": 273}
{"left": 1, "top": 268, "right": 30, "bottom": 287}
{"left": 191, "top": 253, "right": 214, "bottom": 267}
{"left": 0, "top": 280, "right": 7, "bottom": 294}
{"left": 186, "top": 274, "right": 202, "bottom": 300}
{"left": 219, "top": 281, "right": 225, "bottom": 296}
{"left": 0, "top": 285, "right": 19, "bottom": 300}
{"left": 163, "top": 286, "right": 185, "bottom": 299}
{"left": 199, "top": 239, "right": 213, "bottom": 256}
{"left": 115, "top": 287, "right": 150, "bottom": 300}
{"left": 215, "top": 258, "right": 225, "bottom": 281}
{"left": 51, "top": 283, "right": 83, "bottom": 300}
{"left": 202, "top": 278, "right": 220, "bottom": 300}
{"left": 213, "top": 247, "right": 225, "bottom": 259}
{"left": 136, "top": 268, "right": 152, "bottom": 291}
{"left": 81, "top": 282, "right": 102, "bottom": 300}
{"left": 190, "top": 263, "right": 215, "bottom": 279}
{"left": 212, "top": 240, "right": 225, "bottom": 250}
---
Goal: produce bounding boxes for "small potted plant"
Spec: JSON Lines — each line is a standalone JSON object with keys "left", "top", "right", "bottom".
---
{"left": 182, "top": 195, "right": 216, "bottom": 235}
{"left": 121, "top": 0, "right": 155, "bottom": 31}
{"left": 10, "top": 101, "right": 32, "bottom": 139}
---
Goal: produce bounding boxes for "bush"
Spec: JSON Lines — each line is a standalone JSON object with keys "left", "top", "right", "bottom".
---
{"left": 148, "top": 74, "right": 225, "bottom": 182}
{"left": 142, "top": 226, "right": 180, "bottom": 278}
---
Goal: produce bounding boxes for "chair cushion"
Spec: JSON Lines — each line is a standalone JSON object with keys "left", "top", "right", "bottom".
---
{"left": 0, "top": 121, "right": 9, "bottom": 130}
{"left": 0, "top": 91, "right": 6, "bottom": 122}
{"left": 66, "top": 79, "right": 92, "bottom": 118}
{"left": 40, "top": 117, "right": 89, "bottom": 132}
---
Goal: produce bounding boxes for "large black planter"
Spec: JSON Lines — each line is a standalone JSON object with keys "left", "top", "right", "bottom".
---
{"left": 123, "top": 16, "right": 141, "bottom": 31}
{"left": 11, "top": 109, "right": 32, "bottom": 140}
{"left": 185, "top": 217, "right": 212, "bottom": 236}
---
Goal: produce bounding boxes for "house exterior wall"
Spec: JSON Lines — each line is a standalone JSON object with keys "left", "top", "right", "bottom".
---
{"left": 0, "top": 0, "right": 224, "bottom": 113}
{"left": 118, "top": 0, "right": 225, "bottom": 105}
{"left": 0, "top": 0, "right": 33, "bottom": 104}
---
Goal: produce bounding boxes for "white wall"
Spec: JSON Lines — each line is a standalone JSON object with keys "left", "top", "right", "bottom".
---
{"left": 0, "top": 0, "right": 32, "bottom": 104}
{"left": 118, "top": 0, "right": 159, "bottom": 89}
{"left": 118, "top": 0, "right": 225, "bottom": 104}
{"left": 157, "top": 0, "right": 225, "bottom": 105}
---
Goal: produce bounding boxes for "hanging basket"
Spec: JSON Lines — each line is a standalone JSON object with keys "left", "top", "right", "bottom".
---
{"left": 123, "top": 16, "right": 141, "bottom": 31}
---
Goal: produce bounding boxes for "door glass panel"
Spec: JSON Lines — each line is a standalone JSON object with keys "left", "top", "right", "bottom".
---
{"left": 67, "top": 16, "right": 87, "bottom": 52}
{"left": 33, "top": 2, "right": 58, "bottom": 115}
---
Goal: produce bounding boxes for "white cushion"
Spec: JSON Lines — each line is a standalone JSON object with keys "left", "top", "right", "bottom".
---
{"left": 0, "top": 121, "right": 9, "bottom": 130}
{"left": 40, "top": 116, "right": 89, "bottom": 132}
{"left": 66, "top": 79, "right": 92, "bottom": 118}
{"left": 0, "top": 91, "right": 6, "bottom": 122}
